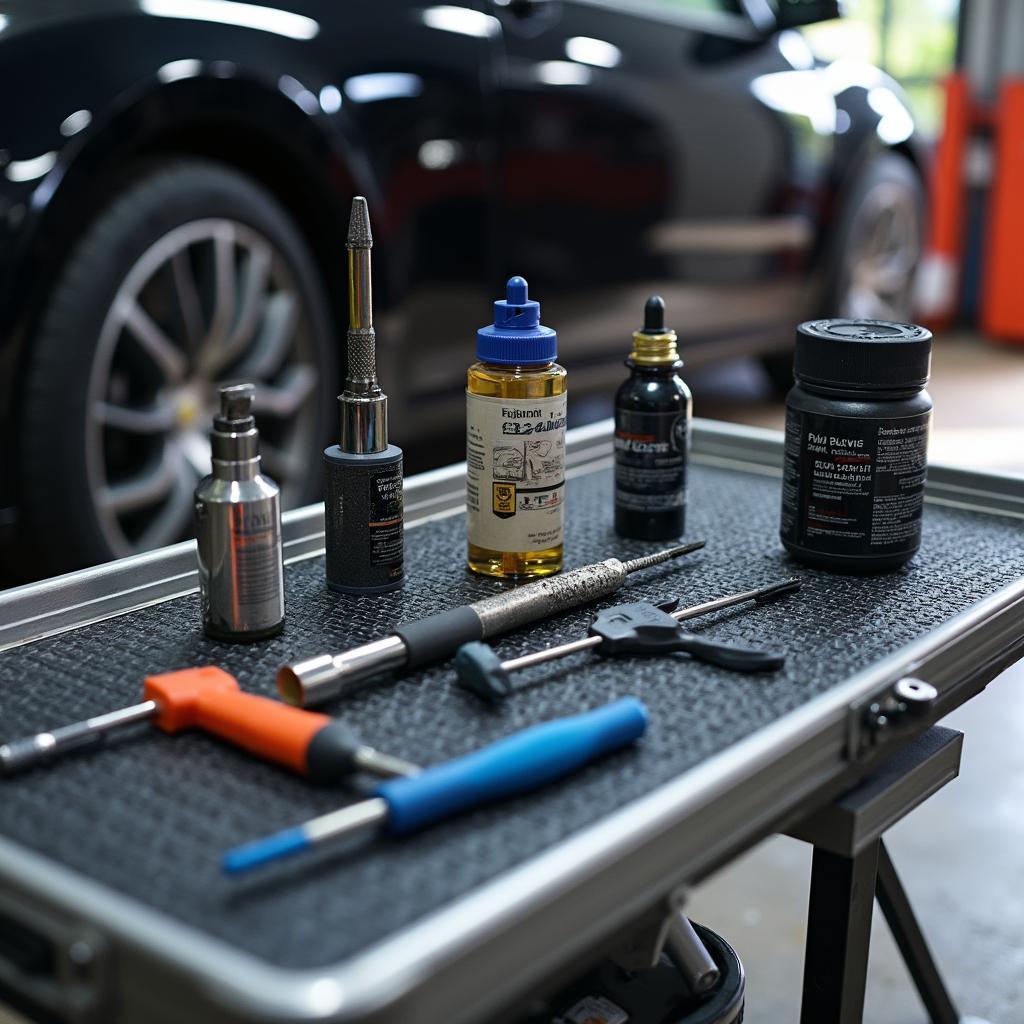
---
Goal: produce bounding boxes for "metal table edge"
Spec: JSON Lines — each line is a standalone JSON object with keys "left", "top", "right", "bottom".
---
{"left": 2, "top": 418, "right": 1023, "bottom": 650}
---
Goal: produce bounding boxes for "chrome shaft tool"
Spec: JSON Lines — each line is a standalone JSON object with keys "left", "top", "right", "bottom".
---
{"left": 0, "top": 667, "right": 416, "bottom": 780}
{"left": 278, "top": 542, "right": 705, "bottom": 707}
{"left": 223, "top": 697, "right": 648, "bottom": 874}
{"left": 323, "top": 196, "right": 405, "bottom": 594}
{"left": 455, "top": 578, "right": 800, "bottom": 702}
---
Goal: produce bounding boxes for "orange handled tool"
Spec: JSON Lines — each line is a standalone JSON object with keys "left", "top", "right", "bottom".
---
{"left": 0, "top": 667, "right": 416, "bottom": 780}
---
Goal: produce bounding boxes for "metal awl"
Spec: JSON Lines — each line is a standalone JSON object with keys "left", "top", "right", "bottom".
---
{"left": 278, "top": 542, "right": 706, "bottom": 707}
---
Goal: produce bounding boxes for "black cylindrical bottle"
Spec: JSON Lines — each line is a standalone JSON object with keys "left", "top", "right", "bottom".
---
{"left": 614, "top": 296, "right": 692, "bottom": 541}
{"left": 780, "top": 318, "right": 933, "bottom": 573}
{"left": 324, "top": 445, "right": 403, "bottom": 593}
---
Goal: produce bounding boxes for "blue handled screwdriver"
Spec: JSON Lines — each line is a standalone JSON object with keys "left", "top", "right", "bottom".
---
{"left": 223, "top": 697, "right": 648, "bottom": 875}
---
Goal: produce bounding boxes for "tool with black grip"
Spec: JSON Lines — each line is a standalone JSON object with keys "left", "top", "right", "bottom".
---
{"left": 278, "top": 542, "right": 705, "bottom": 707}
{"left": 223, "top": 697, "right": 648, "bottom": 874}
{"left": 455, "top": 578, "right": 800, "bottom": 702}
{"left": 0, "top": 667, "right": 417, "bottom": 780}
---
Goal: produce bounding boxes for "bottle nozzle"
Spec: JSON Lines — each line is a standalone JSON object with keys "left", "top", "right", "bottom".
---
{"left": 219, "top": 383, "right": 255, "bottom": 422}
{"left": 631, "top": 295, "right": 678, "bottom": 365}
{"left": 642, "top": 295, "right": 666, "bottom": 334}
{"left": 491, "top": 275, "right": 541, "bottom": 331}
{"left": 211, "top": 383, "right": 259, "bottom": 461}
{"left": 506, "top": 276, "right": 528, "bottom": 304}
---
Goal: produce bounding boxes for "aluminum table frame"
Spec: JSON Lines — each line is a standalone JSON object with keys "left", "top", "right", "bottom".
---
{"left": 0, "top": 419, "right": 1022, "bottom": 1024}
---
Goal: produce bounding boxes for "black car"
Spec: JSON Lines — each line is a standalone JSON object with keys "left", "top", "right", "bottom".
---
{"left": 0, "top": 0, "right": 926, "bottom": 577}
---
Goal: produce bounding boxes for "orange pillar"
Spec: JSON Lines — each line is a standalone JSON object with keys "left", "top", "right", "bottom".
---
{"left": 918, "top": 73, "right": 971, "bottom": 328}
{"left": 981, "top": 79, "right": 1024, "bottom": 342}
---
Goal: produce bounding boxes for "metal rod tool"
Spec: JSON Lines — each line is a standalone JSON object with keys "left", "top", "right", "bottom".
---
{"left": 1, "top": 667, "right": 417, "bottom": 780}
{"left": 455, "top": 578, "right": 801, "bottom": 702}
{"left": 223, "top": 698, "right": 648, "bottom": 874}
{"left": 278, "top": 542, "right": 705, "bottom": 707}
{"left": 324, "top": 196, "right": 405, "bottom": 594}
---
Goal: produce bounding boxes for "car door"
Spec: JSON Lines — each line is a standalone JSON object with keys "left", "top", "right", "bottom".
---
{"left": 490, "top": 0, "right": 835, "bottom": 391}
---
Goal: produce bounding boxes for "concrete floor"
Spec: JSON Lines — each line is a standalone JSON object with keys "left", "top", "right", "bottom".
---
{"left": 685, "top": 329, "right": 1024, "bottom": 1023}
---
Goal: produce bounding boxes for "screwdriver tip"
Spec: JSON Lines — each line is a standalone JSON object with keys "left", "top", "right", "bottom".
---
{"left": 622, "top": 541, "right": 705, "bottom": 574}
{"left": 346, "top": 196, "right": 373, "bottom": 249}
{"left": 754, "top": 577, "right": 802, "bottom": 602}
{"left": 222, "top": 826, "right": 310, "bottom": 875}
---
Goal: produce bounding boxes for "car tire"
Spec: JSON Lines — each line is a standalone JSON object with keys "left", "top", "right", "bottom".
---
{"left": 761, "top": 150, "right": 925, "bottom": 393}
{"left": 18, "top": 159, "right": 337, "bottom": 574}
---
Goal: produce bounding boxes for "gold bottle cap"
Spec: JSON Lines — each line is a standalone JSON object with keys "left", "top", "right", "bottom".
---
{"left": 630, "top": 296, "right": 678, "bottom": 365}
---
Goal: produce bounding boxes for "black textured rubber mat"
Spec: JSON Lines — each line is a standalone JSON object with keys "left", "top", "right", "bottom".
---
{"left": 0, "top": 462, "right": 1022, "bottom": 969}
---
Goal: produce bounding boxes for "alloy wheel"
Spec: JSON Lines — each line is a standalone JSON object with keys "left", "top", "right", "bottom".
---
{"left": 838, "top": 180, "right": 922, "bottom": 321}
{"left": 86, "top": 218, "right": 321, "bottom": 557}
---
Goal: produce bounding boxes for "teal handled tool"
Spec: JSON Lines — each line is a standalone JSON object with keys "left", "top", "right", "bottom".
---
{"left": 455, "top": 578, "right": 801, "bottom": 703}
{"left": 223, "top": 697, "right": 648, "bottom": 874}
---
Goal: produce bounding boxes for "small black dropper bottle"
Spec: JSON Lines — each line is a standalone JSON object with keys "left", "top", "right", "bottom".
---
{"left": 613, "top": 296, "right": 692, "bottom": 540}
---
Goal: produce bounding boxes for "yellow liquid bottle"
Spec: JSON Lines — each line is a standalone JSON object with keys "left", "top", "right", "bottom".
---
{"left": 466, "top": 277, "right": 567, "bottom": 579}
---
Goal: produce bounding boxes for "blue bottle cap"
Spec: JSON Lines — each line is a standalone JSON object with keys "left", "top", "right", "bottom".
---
{"left": 476, "top": 276, "right": 557, "bottom": 365}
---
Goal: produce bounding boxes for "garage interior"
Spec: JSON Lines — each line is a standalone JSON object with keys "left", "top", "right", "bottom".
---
{"left": 1, "top": 1, "right": 1023, "bottom": 1023}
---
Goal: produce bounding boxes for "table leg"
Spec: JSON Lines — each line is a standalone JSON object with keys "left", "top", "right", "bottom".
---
{"left": 875, "top": 841, "right": 960, "bottom": 1024}
{"left": 800, "top": 839, "right": 880, "bottom": 1024}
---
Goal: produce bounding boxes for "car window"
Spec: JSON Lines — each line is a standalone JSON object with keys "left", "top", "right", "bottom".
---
{"left": 640, "top": 0, "right": 726, "bottom": 10}
{"left": 573, "top": 0, "right": 754, "bottom": 38}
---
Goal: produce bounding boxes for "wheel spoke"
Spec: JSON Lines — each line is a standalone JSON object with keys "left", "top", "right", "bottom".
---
{"left": 197, "top": 224, "right": 239, "bottom": 371}
{"left": 121, "top": 299, "right": 188, "bottom": 384}
{"left": 844, "top": 282, "right": 900, "bottom": 321}
{"left": 181, "top": 430, "right": 212, "bottom": 480}
{"left": 171, "top": 249, "right": 205, "bottom": 353}
{"left": 94, "top": 401, "right": 176, "bottom": 434}
{"left": 235, "top": 290, "right": 299, "bottom": 379}
{"left": 852, "top": 260, "right": 891, "bottom": 296}
{"left": 97, "top": 443, "right": 181, "bottom": 513}
{"left": 135, "top": 459, "right": 198, "bottom": 551}
{"left": 205, "top": 240, "right": 274, "bottom": 378}
{"left": 255, "top": 365, "right": 318, "bottom": 419}
{"left": 229, "top": 241, "right": 272, "bottom": 352}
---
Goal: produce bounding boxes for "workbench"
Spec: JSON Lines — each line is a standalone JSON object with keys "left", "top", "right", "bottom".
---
{"left": 1, "top": 419, "right": 1022, "bottom": 1024}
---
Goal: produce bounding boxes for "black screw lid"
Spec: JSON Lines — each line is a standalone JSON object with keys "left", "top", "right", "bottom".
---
{"left": 794, "top": 319, "right": 932, "bottom": 391}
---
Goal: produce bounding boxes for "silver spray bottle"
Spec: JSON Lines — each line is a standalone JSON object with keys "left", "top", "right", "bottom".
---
{"left": 194, "top": 384, "right": 285, "bottom": 641}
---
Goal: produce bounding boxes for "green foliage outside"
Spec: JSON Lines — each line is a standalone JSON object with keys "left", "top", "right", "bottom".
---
{"left": 803, "top": 0, "right": 959, "bottom": 135}
{"left": 622, "top": 0, "right": 959, "bottom": 135}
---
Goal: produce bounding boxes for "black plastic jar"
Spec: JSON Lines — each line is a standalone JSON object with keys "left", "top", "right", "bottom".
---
{"left": 780, "top": 319, "right": 933, "bottom": 573}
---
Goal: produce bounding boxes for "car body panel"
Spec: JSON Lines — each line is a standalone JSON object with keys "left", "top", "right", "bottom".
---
{"left": 0, "top": 0, "right": 926, "bottom": 570}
